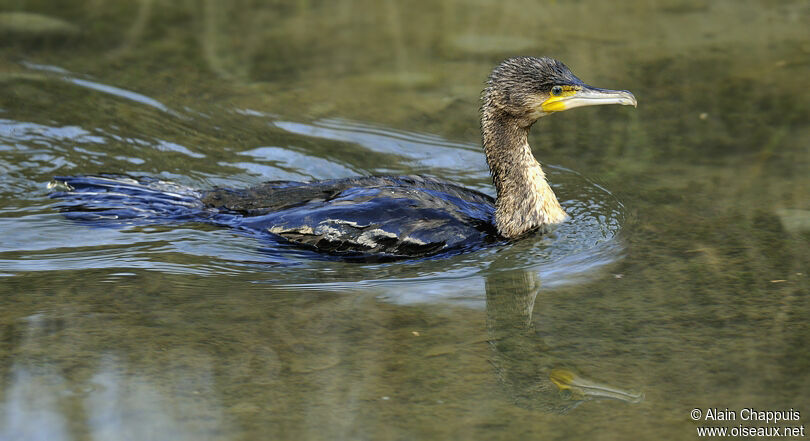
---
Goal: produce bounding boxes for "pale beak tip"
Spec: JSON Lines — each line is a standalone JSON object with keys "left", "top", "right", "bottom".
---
{"left": 622, "top": 91, "right": 638, "bottom": 108}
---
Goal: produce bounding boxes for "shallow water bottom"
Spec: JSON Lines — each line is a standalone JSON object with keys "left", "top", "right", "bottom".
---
{"left": 1, "top": 0, "right": 810, "bottom": 439}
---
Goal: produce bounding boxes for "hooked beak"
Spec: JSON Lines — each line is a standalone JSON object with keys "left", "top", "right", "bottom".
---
{"left": 541, "top": 86, "right": 637, "bottom": 113}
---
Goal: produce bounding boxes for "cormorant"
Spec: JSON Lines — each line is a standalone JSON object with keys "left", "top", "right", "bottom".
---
{"left": 51, "top": 57, "right": 636, "bottom": 260}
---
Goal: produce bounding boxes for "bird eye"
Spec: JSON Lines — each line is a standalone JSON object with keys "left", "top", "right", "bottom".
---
{"left": 551, "top": 86, "right": 563, "bottom": 96}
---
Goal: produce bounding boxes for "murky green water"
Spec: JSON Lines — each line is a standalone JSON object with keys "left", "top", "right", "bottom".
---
{"left": 1, "top": 1, "right": 809, "bottom": 440}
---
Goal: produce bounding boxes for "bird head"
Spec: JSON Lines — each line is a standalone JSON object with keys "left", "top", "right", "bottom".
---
{"left": 483, "top": 57, "right": 636, "bottom": 127}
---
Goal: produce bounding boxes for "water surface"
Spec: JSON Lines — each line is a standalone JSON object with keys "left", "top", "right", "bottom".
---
{"left": 1, "top": 1, "right": 809, "bottom": 440}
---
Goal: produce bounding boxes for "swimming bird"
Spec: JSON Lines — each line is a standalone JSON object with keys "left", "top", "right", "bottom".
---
{"left": 51, "top": 57, "right": 636, "bottom": 260}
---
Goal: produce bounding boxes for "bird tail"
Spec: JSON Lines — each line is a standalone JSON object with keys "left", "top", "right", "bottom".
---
{"left": 48, "top": 175, "right": 211, "bottom": 225}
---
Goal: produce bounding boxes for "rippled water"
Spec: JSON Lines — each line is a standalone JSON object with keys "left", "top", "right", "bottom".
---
{"left": 2, "top": 61, "right": 626, "bottom": 294}
{"left": 1, "top": 1, "right": 809, "bottom": 440}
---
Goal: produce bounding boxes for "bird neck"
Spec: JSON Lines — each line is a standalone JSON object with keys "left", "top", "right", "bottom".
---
{"left": 481, "top": 113, "right": 567, "bottom": 238}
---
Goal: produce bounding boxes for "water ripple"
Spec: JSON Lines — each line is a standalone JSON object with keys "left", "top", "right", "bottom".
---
{"left": 0, "top": 69, "right": 625, "bottom": 306}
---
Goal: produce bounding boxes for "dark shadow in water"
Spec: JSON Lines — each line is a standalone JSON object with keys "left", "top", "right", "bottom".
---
{"left": 485, "top": 264, "right": 643, "bottom": 412}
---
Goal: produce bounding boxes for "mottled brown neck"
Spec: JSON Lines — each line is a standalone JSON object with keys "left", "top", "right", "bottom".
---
{"left": 481, "top": 109, "right": 567, "bottom": 238}
{"left": 482, "top": 111, "right": 529, "bottom": 194}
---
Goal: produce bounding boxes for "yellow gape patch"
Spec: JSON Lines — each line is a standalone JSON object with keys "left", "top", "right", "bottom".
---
{"left": 541, "top": 86, "right": 581, "bottom": 112}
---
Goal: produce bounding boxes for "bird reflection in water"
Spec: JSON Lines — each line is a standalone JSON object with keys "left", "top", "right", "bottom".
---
{"left": 485, "top": 267, "right": 643, "bottom": 412}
